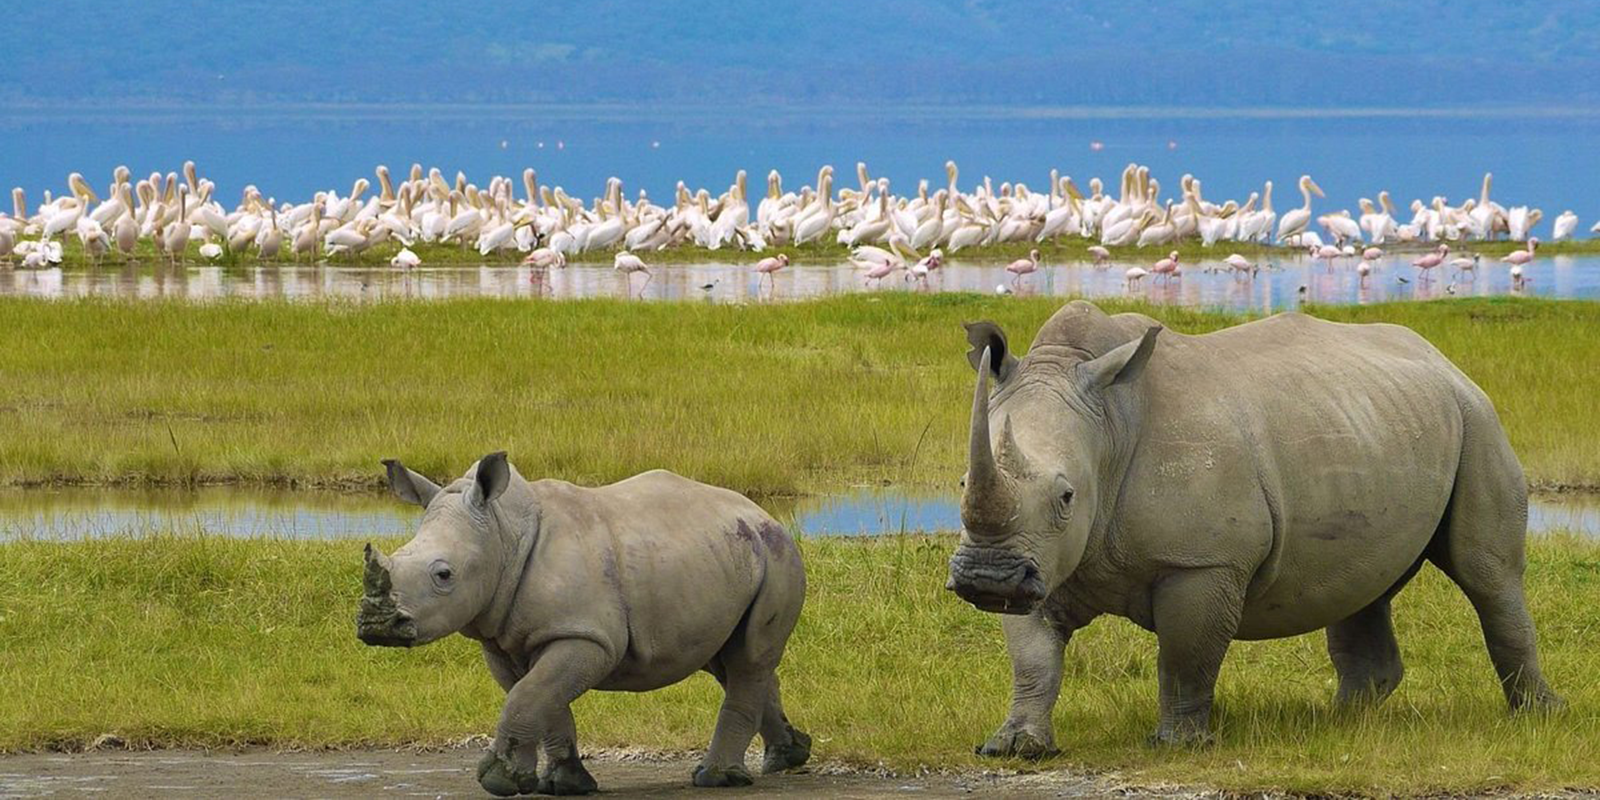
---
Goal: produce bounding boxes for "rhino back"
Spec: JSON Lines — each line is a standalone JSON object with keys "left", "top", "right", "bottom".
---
{"left": 506, "top": 470, "right": 801, "bottom": 691}
{"left": 1113, "top": 313, "right": 1487, "bottom": 638}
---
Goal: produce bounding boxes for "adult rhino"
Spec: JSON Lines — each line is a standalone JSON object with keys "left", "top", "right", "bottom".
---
{"left": 948, "top": 300, "right": 1561, "bottom": 755}
{"left": 357, "top": 453, "right": 810, "bottom": 796}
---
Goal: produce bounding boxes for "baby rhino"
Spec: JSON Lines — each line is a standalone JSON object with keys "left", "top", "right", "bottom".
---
{"left": 357, "top": 453, "right": 810, "bottom": 796}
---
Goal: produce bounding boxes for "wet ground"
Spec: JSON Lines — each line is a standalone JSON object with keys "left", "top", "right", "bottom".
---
{"left": 2, "top": 252, "right": 1595, "bottom": 311}
{"left": 0, "top": 747, "right": 1194, "bottom": 799}
{"left": 1, "top": 486, "right": 1595, "bottom": 540}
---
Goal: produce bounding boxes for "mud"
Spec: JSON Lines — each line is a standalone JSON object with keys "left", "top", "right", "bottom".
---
{"left": 0, "top": 746, "right": 1203, "bottom": 798}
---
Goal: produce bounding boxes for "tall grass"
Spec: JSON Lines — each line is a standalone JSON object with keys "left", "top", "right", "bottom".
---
{"left": 0, "top": 534, "right": 1594, "bottom": 793}
{"left": 0, "top": 295, "right": 1596, "bottom": 494}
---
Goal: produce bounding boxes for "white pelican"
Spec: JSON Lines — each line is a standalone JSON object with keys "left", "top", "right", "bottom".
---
{"left": 1276, "top": 175, "right": 1324, "bottom": 243}
{"left": 390, "top": 247, "right": 421, "bottom": 269}
{"left": 1550, "top": 211, "right": 1578, "bottom": 242}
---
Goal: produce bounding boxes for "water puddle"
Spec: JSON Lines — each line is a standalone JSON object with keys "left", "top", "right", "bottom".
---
{"left": 0, "top": 486, "right": 1594, "bottom": 540}
{"left": 3, "top": 253, "right": 1598, "bottom": 311}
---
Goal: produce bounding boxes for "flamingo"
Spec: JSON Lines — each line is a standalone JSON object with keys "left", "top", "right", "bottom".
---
{"left": 1005, "top": 248, "right": 1040, "bottom": 285}
{"left": 1151, "top": 250, "right": 1180, "bottom": 283}
{"left": 1501, "top": 238, "right": 1538, "bottom": 268}
{"left": 754, "top": 252, "right": 789, "bottom": 289}
{"left": 1362, "top": 246, "right": 1384, "bottom": 261}
{"left": 1356, "top": 260, "right": 1372, "bottom": 287}
{"left": 522, "top": 248, "right": 566, "bottom": 269}
{"left": 1224, "top": 253, "right": 1255, "bottom": 278}
{"left": 613, "top": 251, "right": 652, "bottom": 296}
{"left": 1124, "top": 266, "right": 1148, "bottom": 288}
{"left": 1411, "top": 244, "right": 1449, "bottom": 281}
{"left": 1510, "top": 264, "right": 1527, "bottom": 290}
{"left": 1086, "top": 245, "right": 1111, "bottom": 267}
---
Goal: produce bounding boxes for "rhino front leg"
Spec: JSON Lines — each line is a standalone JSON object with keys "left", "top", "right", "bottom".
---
{"left": 1149, "top": 570, "right": 1244, "bottom": 747}
{"left": 977, "top": 611, "right": 1067, "bottom": 759}
{"left": 480, "top": 639, "right": 612, "bottom": 797}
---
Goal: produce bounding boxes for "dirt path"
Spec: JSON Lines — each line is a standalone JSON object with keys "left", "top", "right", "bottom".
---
{"left": 0, "top": 747, "right": 1205, "bottom": 799}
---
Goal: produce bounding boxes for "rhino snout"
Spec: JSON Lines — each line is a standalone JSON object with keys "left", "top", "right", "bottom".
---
{"left": 356, "top": 596, "right": 418, "bottom": 647}
{"left": 947, "top": 545, "right": 1047, "bottom": 615}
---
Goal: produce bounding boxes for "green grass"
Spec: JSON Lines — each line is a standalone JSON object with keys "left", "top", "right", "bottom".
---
{"left": 0, "top": 533, "right": 1595, "bottom": 794}
{"left": 1, "top": 295, "right": 1597, "bottom": 494}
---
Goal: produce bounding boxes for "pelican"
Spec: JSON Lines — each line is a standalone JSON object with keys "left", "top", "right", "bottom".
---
{"left": 390, "top": 247, "right": 421, "bottom": 269}
{"left": 1276, "top": 175, "right": 1324, "bottom": 243}
{"left": 1550, "top": 211, "right": 1578, "bottom": 242}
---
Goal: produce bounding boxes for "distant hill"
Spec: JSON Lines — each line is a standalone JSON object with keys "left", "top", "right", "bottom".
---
{"left": 8, "top": 0, "right": 1600, "bottom": 108}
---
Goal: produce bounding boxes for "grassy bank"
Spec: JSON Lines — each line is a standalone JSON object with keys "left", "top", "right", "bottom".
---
{"left": 0, "top": 534, "right": 1594, "bottom": 794}
{"left": 1, "top": 295, "right": 1597, "bottom": 494}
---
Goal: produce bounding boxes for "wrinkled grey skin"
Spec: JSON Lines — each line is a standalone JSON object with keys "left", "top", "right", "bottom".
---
{"left": 358, "top": 454, "right": 810, "bottom": 796}
{"left": 949, "top": 300, "right": 1562, "bottom": 757}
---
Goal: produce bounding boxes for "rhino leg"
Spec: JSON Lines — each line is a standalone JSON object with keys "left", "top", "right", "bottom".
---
{"left": 692, "top": 665, "right": 766, "bottom": 787}
{"left": 1149, "top": 570, "right": 1245, "bottom": 747}
{"left": 759, "top": 678, "right": 812, "bottom": 773}
{"left": 485, "top": 639, "right": 612, "bottom": 797}
{"left": 1327, "top": 598, "right": 1406, "bottom": 707}
{"left": 1427, "top": 415, "right": 1563, "bottom": 712}
{"left": 977, "top": 612, "right": 1066, "bottom": 759}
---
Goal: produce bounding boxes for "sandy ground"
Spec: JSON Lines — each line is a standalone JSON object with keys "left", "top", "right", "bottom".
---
{"left": 0, "top": 746, "right": 1215, "bottom": 799}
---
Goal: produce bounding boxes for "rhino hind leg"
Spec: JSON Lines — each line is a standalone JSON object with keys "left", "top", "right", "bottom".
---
{"left": 759, "top": 680, "right": 812, "bottom": 773}
{"left": 695, "top": 557, "right": 805, "bottom": 787}
{"left": 1326, "top": 597, "right": 1406, "bottom": 707}
{"left": 1427, "top": 410, "right": 1563, "bottom": 712}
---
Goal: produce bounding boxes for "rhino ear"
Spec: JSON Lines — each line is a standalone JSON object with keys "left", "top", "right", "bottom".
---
{"left": 466, "top": 451, "right": 511, "bottom": 509}
{"left": 963, "top": 321, "right": 1018, "bottom": 383}
{"left": 383, "top": 459, "right": 441, "bottom": 508}
{"left": 1080, "top": 326, "right": 1161, "bottom": 391}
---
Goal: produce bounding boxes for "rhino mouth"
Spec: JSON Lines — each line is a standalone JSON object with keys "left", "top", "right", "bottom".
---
{"left": 356, "top": 597, "right": 418, "bottom": 647}
{"left": 947, "top": 545, "right": 1047, "bottom": 615}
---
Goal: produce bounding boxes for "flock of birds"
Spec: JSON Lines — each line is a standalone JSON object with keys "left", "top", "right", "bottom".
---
{"left": 0, "top": 160, "right": 1588, "bottom": 295}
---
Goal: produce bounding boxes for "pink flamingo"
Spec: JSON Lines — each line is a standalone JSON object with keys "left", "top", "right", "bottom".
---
{"left": 1362, "top": 246, "right": 1384, "bottom": 261}
{"left": 753, "top": 252, "right": 789, "bottom": 290}
{"left": 1087, "top": 245, "right": 1111, "bottom": 267}
{"left": 1510, "top": 264, "right": 1528, "bottom": 291}
{"left": 1151, "top": 250, "right": 1180, "bottom": 283}
{"left": 1501, "top": 237, "right": 1538, "bottom": 268}
{"left": 855, "top": 258, "right": 897, "bottom": 288}
{"left": 1005, "top": 248, "right": 1040, "bottom": 286}
{"left": 1411, "top": 244, "right": 1448, "bottom": 282}
{"left": 1356, "top": 260, "right": 1372, "bottom": 287}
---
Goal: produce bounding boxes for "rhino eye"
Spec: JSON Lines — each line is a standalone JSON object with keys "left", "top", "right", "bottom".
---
{"left": 429, "top": 559, "right": 455, "bottom": 590}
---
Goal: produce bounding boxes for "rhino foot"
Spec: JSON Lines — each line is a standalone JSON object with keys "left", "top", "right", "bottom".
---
{"left": 692, "top": 763, "right": 755, "bottom": 788}
{"left": 762, "top": 727, "right": 813, "bottom": 773}
{"left": 1146, "top": 726, "right": 1215, "bottom": 748}
{"left": 537, "top": 756, "right": 598, "bottom": 796}
{"left": 478, "top": 749, "right": 540, "bottom": 797}
{"left": 975, "top": 727, "right": 1059, "bottom": 759}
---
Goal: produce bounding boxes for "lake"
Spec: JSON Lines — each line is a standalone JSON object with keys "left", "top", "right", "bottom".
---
{"left": 2, "top": 253, "right": 1593, "bottom": 312}
{"left": 1, "top": 486, "right": 1595, "bottom": 541}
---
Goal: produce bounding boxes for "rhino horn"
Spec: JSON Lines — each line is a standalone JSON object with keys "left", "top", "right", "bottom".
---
{"left": 362, "top": 542, "right": 394, "bottom": 598}
{"left": 963, "top": 348, "right": 1017, "bottom": 534}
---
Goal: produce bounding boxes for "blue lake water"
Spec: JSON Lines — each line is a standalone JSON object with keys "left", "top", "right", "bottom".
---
{"left": 4, "top": 254, "right": 1594, "bottom": 312}
{"left": 3, "top": 106, "right": 1599, "bottom": 230}
{"left": 1, "top": 487, "right": 1594, "bottom": 540}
